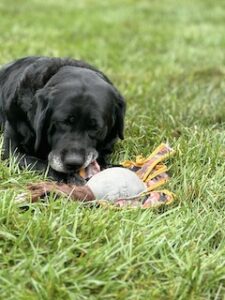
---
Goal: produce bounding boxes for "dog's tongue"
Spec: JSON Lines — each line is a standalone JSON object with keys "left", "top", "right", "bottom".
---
{"left": 79, "top": 160, "right": 101, "bottom": 180}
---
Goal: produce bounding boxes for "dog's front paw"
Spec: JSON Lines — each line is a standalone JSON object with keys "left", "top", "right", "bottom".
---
{"left": 66, "top": 174, "right": 86, "bottom": 186}
{"left": 47, "top": 168, "right": 67, "bottom": 182}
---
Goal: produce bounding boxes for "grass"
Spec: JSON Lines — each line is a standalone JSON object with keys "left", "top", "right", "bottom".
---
{"left": 0, "top": 0, "right": 225, "bottom": 299}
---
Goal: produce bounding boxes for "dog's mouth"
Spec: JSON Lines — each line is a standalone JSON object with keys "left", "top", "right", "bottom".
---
{"left": 79, "top": 159, "right": 101, "bottom": 179}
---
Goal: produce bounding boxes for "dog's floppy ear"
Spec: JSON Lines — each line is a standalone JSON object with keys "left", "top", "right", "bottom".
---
{"left": 34, "top": 88, "right": 52, "bottom": 152}
{"left": 113, "top": 90, "right": 126, "bottom": 140}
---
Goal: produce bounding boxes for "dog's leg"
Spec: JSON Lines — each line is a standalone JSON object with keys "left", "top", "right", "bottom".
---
{"left": 66, "top": 173, "right": 86, "bottom": 185}
{"left": 1, "top": 123, "right": 66, "bottom": 181}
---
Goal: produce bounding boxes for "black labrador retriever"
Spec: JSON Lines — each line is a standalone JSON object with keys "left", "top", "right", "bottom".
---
{"left": 0, "top": 56, "right": 125, "bottom": 184}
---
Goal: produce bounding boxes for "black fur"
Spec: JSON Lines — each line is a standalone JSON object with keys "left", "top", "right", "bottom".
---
{"left": 0, "top": 56, "right": 125, "bottom": 183}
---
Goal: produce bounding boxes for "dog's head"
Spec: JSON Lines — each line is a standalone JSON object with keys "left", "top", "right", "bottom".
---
{"left": 34, "top": 66, "right": 125, "bottom": 174}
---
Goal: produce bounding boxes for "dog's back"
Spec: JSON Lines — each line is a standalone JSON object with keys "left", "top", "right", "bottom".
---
{"left": 0, "top": 57, "right": 40, "bottom": 129}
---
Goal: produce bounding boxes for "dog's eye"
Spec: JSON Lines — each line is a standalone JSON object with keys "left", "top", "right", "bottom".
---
{"left": 89, "top": 119, "right": 97, "bottom": 130}
{"left": 88, "top": 119, "right": 99, "bottom": 138}
{"left": 64, "top": 116, "right": 75, "bottom": 125}
{"left": 69, "top": 116, "right": 76, "bottom": 124}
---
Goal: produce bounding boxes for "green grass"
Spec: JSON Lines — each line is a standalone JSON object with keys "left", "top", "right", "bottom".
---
{"left": 0, "top": 0, "right": 225, "bottom": 299}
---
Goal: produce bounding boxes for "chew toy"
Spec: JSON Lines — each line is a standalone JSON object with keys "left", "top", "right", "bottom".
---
{"left": 16, "top": 143, "right": 175, "bottom": 208}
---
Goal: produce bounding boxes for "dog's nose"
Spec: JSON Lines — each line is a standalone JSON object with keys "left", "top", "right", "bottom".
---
{"left": 64, "top": 153, "right": 84, "bottom": 171}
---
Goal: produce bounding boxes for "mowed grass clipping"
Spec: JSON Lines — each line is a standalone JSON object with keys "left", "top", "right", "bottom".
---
{"left": 0, "top": 0, "right": 225, "bottom": 299}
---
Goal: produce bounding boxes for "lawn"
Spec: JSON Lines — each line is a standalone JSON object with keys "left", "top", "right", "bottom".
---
{"left": 0, "top": 0, "right": 225, "bottom": 299}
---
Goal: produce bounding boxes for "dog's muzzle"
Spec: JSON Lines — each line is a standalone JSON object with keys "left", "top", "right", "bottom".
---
{"left": 48, "top": 149, "right": 98, "bottom": 173}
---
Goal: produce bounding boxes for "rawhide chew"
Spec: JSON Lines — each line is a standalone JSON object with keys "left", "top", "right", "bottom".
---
{"left": 25, "top": 182, "right": 95, "bottom": 203}
{"left": 16, "top": 143, "right": 176, "bottom": 209}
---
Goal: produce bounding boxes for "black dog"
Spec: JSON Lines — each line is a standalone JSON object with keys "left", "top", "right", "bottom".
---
{"left": 0, "top": 56, "right": 125, "bottom": 184}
